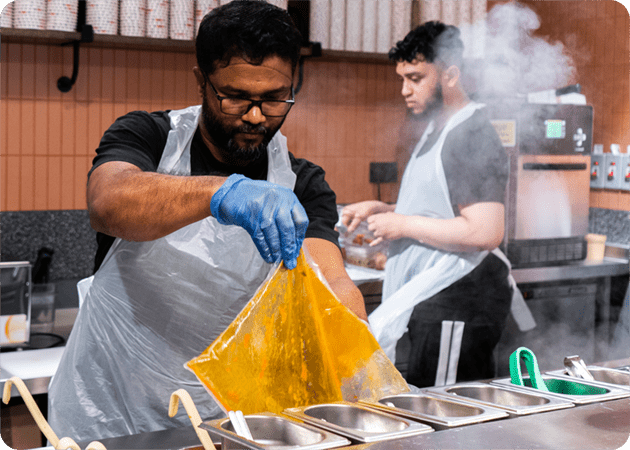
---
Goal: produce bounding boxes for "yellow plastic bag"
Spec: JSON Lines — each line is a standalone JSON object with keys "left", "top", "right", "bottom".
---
{"left": 186, "top": 251, "right": 409, "bottom": 415}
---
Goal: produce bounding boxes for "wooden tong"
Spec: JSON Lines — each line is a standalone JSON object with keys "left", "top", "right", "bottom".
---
{"left": 168, "top": 389, "right": 217, "bottom": 450}
{"left": 2, "top": 376, "right": 106, "bottom": 450}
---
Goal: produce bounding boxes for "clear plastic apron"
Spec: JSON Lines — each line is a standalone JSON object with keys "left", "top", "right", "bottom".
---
{"left": 369, "top": 102, "right": 489, "bottom": 363}
{"left": 48, "top": 105, "right": 297, "bottom": 442}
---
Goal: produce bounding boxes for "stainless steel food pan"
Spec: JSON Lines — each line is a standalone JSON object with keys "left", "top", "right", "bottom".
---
{"left": 492, "top": 375, "right": 630, "bottom": 404}
{"left": 359, "top": 392, "right": 508, "bottom": 429}
{"left": 425, "top": 381, "right": 574, "bottom": 416}
{"left": 198, "top": 412, "right": 351, "bottom": 450}
{"left": 282, "top": 401, "right": 433, "bottom": 443}
{"left": 547, "top": 366, "right": 630, "bottom": 390}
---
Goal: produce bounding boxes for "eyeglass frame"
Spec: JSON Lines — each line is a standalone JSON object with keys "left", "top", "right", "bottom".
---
{"left": 204, "top": 76, "right": 295, "bottom": 117}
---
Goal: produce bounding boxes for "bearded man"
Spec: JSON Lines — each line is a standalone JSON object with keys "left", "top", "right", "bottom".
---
{"left": 342, "top": 21, "right": 512, "bottom": 388}
{"left": 48, "top": 1, "right": 366, "bottom": 442}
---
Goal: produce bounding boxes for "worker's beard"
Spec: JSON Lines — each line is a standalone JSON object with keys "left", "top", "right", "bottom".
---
{"left": 201, "top": 92, "right": 283, "bottom": 166}
{"left": 415, "top": 83, "right": 444, "bottom": 121}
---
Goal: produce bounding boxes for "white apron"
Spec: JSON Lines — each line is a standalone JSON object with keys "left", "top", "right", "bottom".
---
{"left": 48, "top": 106, "right": 297, "bottom": 442}
{"left": 369, "top": 102, "right": 489, "bottom": 363}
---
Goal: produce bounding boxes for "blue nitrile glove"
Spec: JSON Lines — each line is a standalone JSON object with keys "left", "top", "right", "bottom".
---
{"left": 210, "top": 174, "right": 309, "bottom": 270}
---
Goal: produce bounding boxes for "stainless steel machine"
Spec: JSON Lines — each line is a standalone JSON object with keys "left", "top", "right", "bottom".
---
{"left": 487, "top": 101, "right": 594, "bottom": 268}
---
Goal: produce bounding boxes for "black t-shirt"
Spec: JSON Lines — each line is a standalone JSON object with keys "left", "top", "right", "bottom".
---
{"left": 90, "top": 110, "right": 340, "bottom": 272}
{"left": 416, "top": 108, "right": 508, "bottom": 216}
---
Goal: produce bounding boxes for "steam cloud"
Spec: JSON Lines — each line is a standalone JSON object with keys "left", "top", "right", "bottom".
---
{"left": 461, "top": 2, "right": 577, "bottom": 97}
{"left": 456, "top": 3, "right": 629, "bottom": 368}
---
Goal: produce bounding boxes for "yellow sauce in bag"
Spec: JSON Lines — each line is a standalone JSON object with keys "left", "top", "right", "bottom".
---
{"left": 186, "top": 251, "right": 409, "bottom": 414}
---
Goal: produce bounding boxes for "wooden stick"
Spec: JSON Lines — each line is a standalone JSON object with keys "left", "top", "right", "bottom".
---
{"left": 2, "top": 376, "right": 107, "bottom": 450}
{"left": 3, "top": 376, "right": 61, "bottom": 448}
{"left": 168, "top": 389, "right": 217, "bottom": 450}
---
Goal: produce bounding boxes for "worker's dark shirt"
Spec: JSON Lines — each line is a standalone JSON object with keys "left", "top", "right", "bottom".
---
{"left": 417, "top": 108, "right": 508, "bottom": 216}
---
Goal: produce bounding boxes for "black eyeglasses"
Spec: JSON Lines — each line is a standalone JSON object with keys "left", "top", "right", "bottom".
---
{"left": 206, "top": 79, "right": 295, "bottom": 117}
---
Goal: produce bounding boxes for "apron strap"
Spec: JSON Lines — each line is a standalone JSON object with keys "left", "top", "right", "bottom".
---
{"left": 434, "top": 320, "right": 465, "bottom": 386}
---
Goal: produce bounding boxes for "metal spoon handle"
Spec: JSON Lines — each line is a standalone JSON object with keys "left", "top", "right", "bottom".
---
{"left": 564, "top": 355, "right": 595, "bottom": 381}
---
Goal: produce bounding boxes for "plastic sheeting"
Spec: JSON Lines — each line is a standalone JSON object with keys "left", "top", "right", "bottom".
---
{"left": 187, "top": 251, "right": 409, "bottom": 415}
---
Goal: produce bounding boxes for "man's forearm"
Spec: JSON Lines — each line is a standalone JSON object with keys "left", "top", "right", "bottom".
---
{"left": 88, "top": 161, "right": 225, "bottom": 241}
{"left": 327, "top": 276, "right": 368, "bottom": 321}
{"left": 400, "top": 203, "right": 505, "bottom": 252}
{"left": 402, "top": 215, "right": 492, "bottom": 251}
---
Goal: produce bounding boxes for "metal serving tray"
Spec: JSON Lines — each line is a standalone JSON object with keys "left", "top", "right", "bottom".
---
{"left": 425, "top": 381, "right": 574, "bottom": 416}
{"left": 547, "top": 366, "right": 630, "bottom": 389}
{"left": 359, "top": 392, "right": 508, "bottom": 430}
{"left": 199, "top": 412, "right": 351, "bottom": 450}
{"left": 282, "top": 401, "right": 433, "bottom": 443}
{"left": 492, "top": 375, "right": 630, "bottom": 405}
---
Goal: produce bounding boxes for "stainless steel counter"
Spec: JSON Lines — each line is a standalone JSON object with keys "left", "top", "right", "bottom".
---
{"left": 350, "top": 397, "right": 630, "bottom": 450}
{"left": 511, "top": 256, "right": 628, "bottom": 284}
{"left": 80, "top": 372, "right": 630, "bottom": 450}
{"left": 344, "top": 256, "right": 628, "bottom": 286}
{"left": 72, "top": 400, "right": 630, "bottom": 450}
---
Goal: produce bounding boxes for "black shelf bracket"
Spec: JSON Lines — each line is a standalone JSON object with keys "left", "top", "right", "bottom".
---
{"left": 57, "top": 0, "right": 93, "bottom": 93}
{"left": 369, "top": 162, "right": 398, "bottom": 201}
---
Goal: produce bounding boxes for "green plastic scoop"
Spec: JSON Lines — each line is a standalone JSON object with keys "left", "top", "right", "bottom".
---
{"left": 509, "top": 347, "right": 549, "bottom": 392}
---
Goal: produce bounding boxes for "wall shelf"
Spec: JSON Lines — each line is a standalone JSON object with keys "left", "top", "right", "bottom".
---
{"left": 1, "top": 27, "right": 196, "bottom": 52}
{"left": 1, "top": 27, "right": 393, "bottom": 64}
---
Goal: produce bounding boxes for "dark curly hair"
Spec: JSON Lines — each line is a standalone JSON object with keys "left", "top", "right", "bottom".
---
{"left": 389, "top": 21, "right": 464, "bottom": 69}
{"left": 196, "top": 0, "right": 302, "bottom": 77}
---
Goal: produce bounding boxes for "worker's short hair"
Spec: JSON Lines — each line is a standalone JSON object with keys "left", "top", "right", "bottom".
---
{"left": 389, "top": 21, "right": 464, "bottom": 69}
{"left": 196, "top": 0, "right": 302, "bottom": 77}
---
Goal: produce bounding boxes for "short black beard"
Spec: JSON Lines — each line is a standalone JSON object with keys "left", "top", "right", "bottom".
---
{"left": 201, "top": 91, "right": 283, "bottom": 166}
{"left": 415, "top": 82, "right": 444, "bottom": 121}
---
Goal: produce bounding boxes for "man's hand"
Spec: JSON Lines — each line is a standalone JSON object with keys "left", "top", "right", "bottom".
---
{"left": 340, "top": 201, "right": 394, "bottom": 233}
{"left": 210, "top": 174, "right": 309, "bottom": 269}
{"left": 366, "top": 212, "right": 407, "bottom": 246}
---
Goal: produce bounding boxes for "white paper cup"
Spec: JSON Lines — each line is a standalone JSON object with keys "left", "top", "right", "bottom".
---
{"left": 13, "top": 0, "right": 47, "bottom": 30}
{"left": 87, "top": 0, "right": 118, "bottom": 35}
{"left": 46, "top": 0, "right": 78, "bottom": 32}
{"left": 146, "top": 0, "right": 168, "bottom": 39}
{"left": 1, "top": 2, "right": 14, "bottom": 28}
{"left": 120, "top": 0, "right": 147, "bottom": 37}
{"left": 585, "top": 233, "right": 607, "bottom": 262}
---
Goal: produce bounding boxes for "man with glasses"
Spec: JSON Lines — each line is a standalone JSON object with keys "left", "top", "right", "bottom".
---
{"left": 48, "top": 1, "right": 366, "bottom": 442}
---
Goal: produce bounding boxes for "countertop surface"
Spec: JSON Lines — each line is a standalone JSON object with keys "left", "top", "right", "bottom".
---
{"left": 344, "top": 255, "right": 629, "bottom": 286}
{"left": 345, "top": 256, "right": 629, "bottom": 285}
{"left": 511, "top": 256, "right": 628, "bottom": 284}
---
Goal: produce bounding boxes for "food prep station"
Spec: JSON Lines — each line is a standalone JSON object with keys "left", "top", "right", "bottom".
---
{"left": 1, "top": 246, "right": 628, "bottom": 449}
{"left": 53, "top": 358, "right": 628, "bottom": 450}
